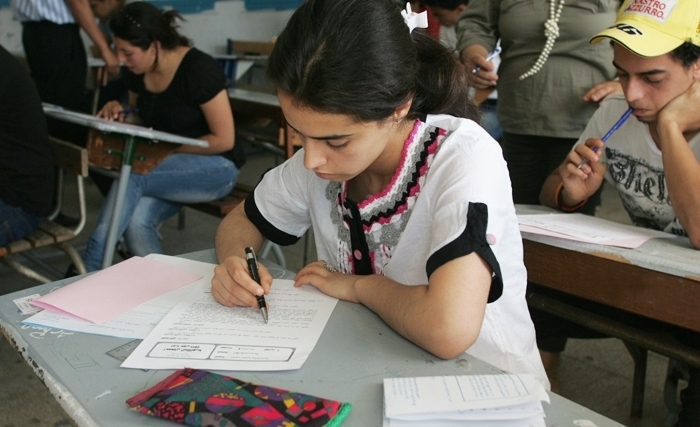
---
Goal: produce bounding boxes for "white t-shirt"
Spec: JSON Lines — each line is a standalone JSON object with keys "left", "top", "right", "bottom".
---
{"left": 246, "top": 114, "right": 547, "bottom": 387}
{"left": 575, "top": 94, "right": 700, "bottom": 236}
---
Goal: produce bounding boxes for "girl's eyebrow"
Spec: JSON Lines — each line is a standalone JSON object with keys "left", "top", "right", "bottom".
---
{"left": 286, "top": 123, "right": 352, "bottom": 141}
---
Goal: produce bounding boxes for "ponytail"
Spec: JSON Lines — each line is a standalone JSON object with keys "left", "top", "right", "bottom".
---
{"left": 110, "top": 2, "right": 190, "bottom": 52}
{"left": 409, "top": 31, "right": 479, "bottom": 121}
{"left": 267, "top": 0, "right": 478, "bottom": 123}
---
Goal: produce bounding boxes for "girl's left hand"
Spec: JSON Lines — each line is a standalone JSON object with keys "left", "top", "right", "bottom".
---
{"left": 294, "top": 261, "right": 360, "bottom": 302}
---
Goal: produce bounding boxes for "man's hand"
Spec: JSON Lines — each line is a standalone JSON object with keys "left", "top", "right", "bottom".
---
{"left": 557, "top": 138, "right": 607, "bottom": 205}
{"left": 658, "top": 80, "right": 700, "bottom": 137}
{"left": 583, "top": 80, "right": 622, "bottom": 104}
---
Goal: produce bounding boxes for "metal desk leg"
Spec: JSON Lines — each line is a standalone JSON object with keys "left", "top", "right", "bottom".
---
{"left": 101, "top": 135, "right": 136, "bottom": 269}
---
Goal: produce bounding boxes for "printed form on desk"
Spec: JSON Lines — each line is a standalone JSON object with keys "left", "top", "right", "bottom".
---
{"left": 121, "top": 266, "right": 339, "bottom": 371}
{"left": 383, "top": 374, "right": 549, "bottom": 427}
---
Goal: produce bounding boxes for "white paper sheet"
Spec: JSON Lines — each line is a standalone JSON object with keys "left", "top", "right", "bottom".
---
{"left": 121, "top": 277, "right": 339, "bottom": 371}
{"left": 518, "top": 213, "right": 675, "bottom": 248}
{"left": 22, "top": 255, "right": 216, "bottom": 339}
{"left": 383, "top": 374, "right": 548, "bottom": 427}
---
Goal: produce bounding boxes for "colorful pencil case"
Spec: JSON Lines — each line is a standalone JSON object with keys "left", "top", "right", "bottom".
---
{"left": 126, "top": 368, "right": 352, "bottom": 427}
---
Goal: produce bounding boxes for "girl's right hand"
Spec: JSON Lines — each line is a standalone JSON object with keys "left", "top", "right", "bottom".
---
{"left": 96, "top": 100, "right": 125, "bottom": 121}
{"left": 211, "top": 255, "right": 273, "bottom": 309}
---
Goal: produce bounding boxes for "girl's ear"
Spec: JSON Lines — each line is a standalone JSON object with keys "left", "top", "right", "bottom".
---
{"left": 393, "top": 98, "right": 413, "bottom": 122}
{"left": 693, "top": 58, "right": 700, "bottom": 81}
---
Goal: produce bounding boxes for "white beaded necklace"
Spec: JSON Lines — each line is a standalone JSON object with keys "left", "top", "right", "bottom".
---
{"left": 518, "top": 0, "right": 565, "bottom": 80}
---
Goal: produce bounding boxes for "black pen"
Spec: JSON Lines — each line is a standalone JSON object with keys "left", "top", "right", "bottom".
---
{"left": 245, "top": 247, "right": 268, "bottom": 323}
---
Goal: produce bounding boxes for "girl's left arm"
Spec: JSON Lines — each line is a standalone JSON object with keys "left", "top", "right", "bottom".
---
{"left": 177, "top": 89, "right": 235, "bottom": 154}
{"left": 295, "top": 252, "right": 492, "bottom": 360}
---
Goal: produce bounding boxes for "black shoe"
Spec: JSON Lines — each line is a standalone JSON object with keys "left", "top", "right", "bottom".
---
{"left": 116, "top": 240, "right": 133, "bottom": 260}
{"left": 54, "top": 213, "right": 80, "bottom": 227}
{"left": 64, "top": 263, "right": 80, "bottom": 279}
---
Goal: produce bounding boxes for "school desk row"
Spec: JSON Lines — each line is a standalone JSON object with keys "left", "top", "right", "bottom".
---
{"left": 0, "top": 248, "right": 629, "bottom": 427}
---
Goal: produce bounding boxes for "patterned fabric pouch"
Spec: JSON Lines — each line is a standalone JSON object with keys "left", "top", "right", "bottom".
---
{"left": 126, "top": 368, "right": 352, "bottom": 427}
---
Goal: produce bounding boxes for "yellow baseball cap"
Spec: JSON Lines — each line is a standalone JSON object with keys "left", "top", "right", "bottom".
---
{"left": 591, "top": 0, "right": 700, "bottom": 57}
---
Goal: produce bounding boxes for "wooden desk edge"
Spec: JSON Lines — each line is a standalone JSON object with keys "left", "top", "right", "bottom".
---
{"left": 523, "top": 239, "right": 700, "bottom": 332}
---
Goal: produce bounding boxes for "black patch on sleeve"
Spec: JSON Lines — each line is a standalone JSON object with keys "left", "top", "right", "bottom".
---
{"left": 244, "top": 191, "right": 301, "bottom": 246}
{"left": 425, "top": 202, "right": 503, "bottom": 303}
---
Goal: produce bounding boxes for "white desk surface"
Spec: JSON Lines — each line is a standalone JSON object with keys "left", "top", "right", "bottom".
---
{"left": 516, "top": 204, "right": 700, "bottom": 281}
{"left": 42, "top": 104, "right": 208, "bottom": 148}
{"left": 0, "top": 250, "right": 624, "bottom": 427}
{"left": 228, "top": 88, "right": 280, "bottom": 107}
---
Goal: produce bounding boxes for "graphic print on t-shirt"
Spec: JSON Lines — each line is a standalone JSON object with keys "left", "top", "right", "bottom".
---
{"left": 606, "top": 147, "right": 685, "bottom": 236}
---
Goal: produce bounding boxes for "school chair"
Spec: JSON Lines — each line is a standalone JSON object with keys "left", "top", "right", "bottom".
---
{"left": 0, "top": 137, "right": 88, "bottom": 283}
{"left": 183, "top": 181, "right": 286, "bottom": 268}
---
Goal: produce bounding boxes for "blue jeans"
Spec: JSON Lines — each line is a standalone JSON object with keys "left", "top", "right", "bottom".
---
{"left": 0, "top": 198, "right": 42, "bottom": 247}
{"left": 83, "top": 154, "right": 238, "bottom": 271}
{"left": 479, "top": 102, "right": 503, "bottom": 142}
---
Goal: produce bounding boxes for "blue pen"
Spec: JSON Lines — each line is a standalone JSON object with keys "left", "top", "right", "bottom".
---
{"left": 472, "top": 45, "right": 501, "bottom": 74}
{"left": 577, "top": 107, "right": 633, "bottom": 169}
{"left": 118, "top": 108, "right": 139, "bottom": 116}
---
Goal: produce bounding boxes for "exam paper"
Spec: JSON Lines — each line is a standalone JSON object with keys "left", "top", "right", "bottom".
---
{"left": 383, "top": 374, "right": 548, "bottom": 427}
{"left": 121, "top": 278, "right": 339, "bottom": 371}
{"left": 518, "top": 213, "right": 674, "bottom": 248}
{"left": 22, "top": 255, "right": 215, "bottom": 339}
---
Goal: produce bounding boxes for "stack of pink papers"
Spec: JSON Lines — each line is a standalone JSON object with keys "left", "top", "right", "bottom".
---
{"left": 31, "top": 256, "right": 202, "bottom": 324}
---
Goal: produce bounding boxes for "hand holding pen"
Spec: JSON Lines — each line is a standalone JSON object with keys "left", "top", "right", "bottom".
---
{"left": 577, "top": 107, "right": 633, "bottom": 169}
{"left": 245, "top": 247, "right": 268, "bottom": 323}
{"left": 96, "top": 100, "right": 139, "bottom": 121}
{"left": 472, "top": 45, "right": 501, "bottom": 74}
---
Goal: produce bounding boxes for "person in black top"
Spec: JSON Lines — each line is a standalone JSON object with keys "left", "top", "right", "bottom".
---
{"left": 0, "top": 45, "right": 56, "bottom": 247}
{"left": 83, "top": 2, "right": 242, "bottom": 271}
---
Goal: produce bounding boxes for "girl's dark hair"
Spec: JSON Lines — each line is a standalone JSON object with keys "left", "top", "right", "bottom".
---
{"left": 267, "top": 0, "right": 478, "bottom": 123}
{"left": 109, "top": 2, "right": 191, "bottom": 51}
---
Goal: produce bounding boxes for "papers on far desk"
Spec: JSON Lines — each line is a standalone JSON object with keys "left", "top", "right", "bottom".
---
{"left": 121, "top": 274, "right": 339, "bottom": 371}
{"left": 518, "top": 213, "right": 675, "bottom": 248}
{"left": 383, "top": 374, "right": 549, "bottom": 427}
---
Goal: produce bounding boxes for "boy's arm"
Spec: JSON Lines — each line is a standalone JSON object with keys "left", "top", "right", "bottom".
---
{"left": 656, "top": 80, "right": 700, "bottom": 248}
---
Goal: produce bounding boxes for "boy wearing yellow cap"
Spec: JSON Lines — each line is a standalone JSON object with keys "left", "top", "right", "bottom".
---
{"left": 538, "top": 1, "right": 700, "bottom": 424}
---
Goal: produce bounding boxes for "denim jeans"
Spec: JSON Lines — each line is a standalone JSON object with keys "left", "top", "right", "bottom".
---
{"left": 83, "top": 154, "right": 238, "bottom": 271}
{"left": 479, "top": 102, "right": 503, "bottom": 142}
{"left": 0, "top": 198, "right": 43, "bottom": 247}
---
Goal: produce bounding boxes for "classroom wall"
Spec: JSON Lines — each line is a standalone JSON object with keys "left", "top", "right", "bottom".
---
{"left": 0, "top": 0, "right": 294, "bottom": 57}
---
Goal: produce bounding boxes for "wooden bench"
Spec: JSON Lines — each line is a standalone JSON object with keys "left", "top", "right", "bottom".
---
{"left": 186, "top": 182, "right": 254, "bottom": 218}
{"left": 1, "top": 137, "right": 88, "bottom": 283}
{"left": 183, "top": 181, "right": 287, "bottom": 268}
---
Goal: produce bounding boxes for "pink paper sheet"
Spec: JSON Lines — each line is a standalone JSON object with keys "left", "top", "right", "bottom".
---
{"left": 31, "top": 256, "right": 202, "bottom": 324}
